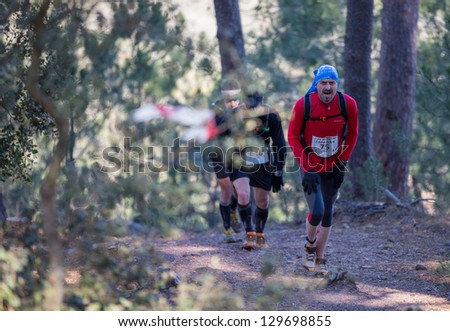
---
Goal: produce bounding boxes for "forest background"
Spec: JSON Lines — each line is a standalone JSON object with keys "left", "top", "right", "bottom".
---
{"left": 0, "top": 0, "right": 448, "bottom": 310}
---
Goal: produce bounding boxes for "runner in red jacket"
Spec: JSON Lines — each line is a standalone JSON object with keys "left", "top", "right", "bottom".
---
{"left": 287, "top": 64, "right": 359, "bottom": 275}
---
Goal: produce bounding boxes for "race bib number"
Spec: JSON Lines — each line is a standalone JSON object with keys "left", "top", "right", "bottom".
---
{"left": 311, "top": 135, "right": 339, "bottom": 158}
{"left": 243, "top": 146, "right": 270, "bottom": 166}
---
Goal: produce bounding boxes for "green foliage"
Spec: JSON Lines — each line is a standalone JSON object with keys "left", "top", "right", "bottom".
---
{"left": 0, "top": 0, "right": 204, "bottom": 310}
{"left": 0, "top": 222, "right": 47, "bottom": 310}
{"left": 247, "top": 0, "right": 347, "bottom": 94}
{"left": 434, "top": 260, "right": 450, "bottom": 278}
{"left": 64, "top": 242, "right": 171, "bottom": 310}
{"left": 276, "top": 0, "right": 345, "bottom": 65}
{"left": 0, "top": 120, "right": 49, "bottom": 183}
{"left": 414, "top": 1, "right": 450, "bottom": 211}
{"left": 176, "top": 272, "right": 244, "bottom": 310}
{"left": 255, "top": 280, "right": 287, "bottom": 310}
{"left": 195, "top": 31, "right": 218, "bottom": 77}
{"left": 0, "top": 10, "right": 56, "bottom": 182}
{"left": 2, "top": 0, "right": 450, "bottom": 311}
{"left": 1, "top": 0, "right": 193, "bottom": 184}
{"left": 0, "top": 246, "right": 29, "bottom": 309}
{"left": 342, "top": 156, "right": 387, "bottom": 201}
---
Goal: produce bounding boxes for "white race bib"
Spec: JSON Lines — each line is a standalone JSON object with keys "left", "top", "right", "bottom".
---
{"left": 243, "top": 146, "right": 270, "bottom": 165}
{"left": 311, "top": 135, "right": 339, "bottom": 158}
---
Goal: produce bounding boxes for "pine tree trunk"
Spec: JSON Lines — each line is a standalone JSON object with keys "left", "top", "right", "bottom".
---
{"left": 0, "top": 192, "right": 7, "bottom": 221}
{"left": 373, "top": 0, "right": 419, "bottom": 200}
{"left": 213, "top": 0, "right": 247, "bottom": 83}
{"left": 343, "top": 0, "right": 374, "bottom": 199}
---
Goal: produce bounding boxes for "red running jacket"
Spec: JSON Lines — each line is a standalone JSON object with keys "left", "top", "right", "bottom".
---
{"left": 288, "top": 92, "right": 359, "bottom": 173}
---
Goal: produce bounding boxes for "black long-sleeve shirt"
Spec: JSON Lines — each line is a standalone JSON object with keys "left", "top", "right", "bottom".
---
{"left": 211, "top": 99, "right": 286, "bottom": 172}
{"left": 251, "top": 105, "right": 287, "bottom": 172}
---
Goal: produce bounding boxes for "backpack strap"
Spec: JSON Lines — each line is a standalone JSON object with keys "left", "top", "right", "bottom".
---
{"left": 299, "top": 91, "right": 348, "bottom": 157}
{"left": 299, "top": 94, "right": 314, "bottom": 156}
{"left": 337, "top": 91, "right": 348, "bottom": 142}
{"left": 301, "top": 94, "right": 311, "bottom": 131}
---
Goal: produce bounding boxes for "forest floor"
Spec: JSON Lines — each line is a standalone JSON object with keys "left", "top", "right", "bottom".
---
{"left": 144, "top": 201, "right": 450, "bottom": 311}
{"left": 5, "top": 200, "right": 449, "bottom": 311}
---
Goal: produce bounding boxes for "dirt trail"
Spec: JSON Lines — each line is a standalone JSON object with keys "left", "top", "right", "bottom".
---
{"left": 150, "top": 203, "right": 450, "bottom": 311}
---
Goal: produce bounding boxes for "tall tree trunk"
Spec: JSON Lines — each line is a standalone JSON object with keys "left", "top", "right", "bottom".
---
{"left": 26, "top": 0, "right": 69, "bottom": 310}
{"left": 343, "top": 0, "right": 374, "bottom": 199}
{"left": 373, "top": 0, "right": 419, "bottom": 200}
{"left": 0, "top": 192, "right": 7, "bottom": 222}
{"left": 213, "top": 0, "right": 247, "bottom": 84}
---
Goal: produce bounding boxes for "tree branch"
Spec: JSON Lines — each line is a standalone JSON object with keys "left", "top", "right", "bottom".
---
{"left": 25, "top": 0, "right": 69, "bottom": 311}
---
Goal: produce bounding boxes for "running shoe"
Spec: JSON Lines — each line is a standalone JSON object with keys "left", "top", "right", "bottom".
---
{"left": 223, "top": 228, "right": 238, "bottom": 243}
{"left": 315, "top": 258, "right": 328, "bottom": 276}
{"left": 303, "top": 245, "right": 317, "bottom": 272}
{"left": 230, "top": 209, "right": 242, "bottom": 233}
{"left": 256, "top": 232, "right": 269, "bottom": 250}
{"left": 241, "top": 231, "right": 257, "bottom": 251}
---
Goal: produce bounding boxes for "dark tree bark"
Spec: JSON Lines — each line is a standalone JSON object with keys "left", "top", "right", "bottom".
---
{"left": 213, "top": 0, "right": 247, "bottom": 84}
{"left": 343, "top": 0, "right": 374, "bottom": 199}
{"left": 373, "top": 0, "right": 419, "bottom": 200}
{"left": 0, "top": 192, "right": 7, "bottom": 221}
{"left": 26, "top": 0, "right": 69, "bottom": 310}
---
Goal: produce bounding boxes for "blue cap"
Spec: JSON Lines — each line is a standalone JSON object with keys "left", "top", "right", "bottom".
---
{"left": 306, "top": 64, "right": 339, "bottom": 95}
